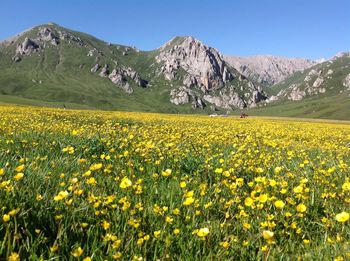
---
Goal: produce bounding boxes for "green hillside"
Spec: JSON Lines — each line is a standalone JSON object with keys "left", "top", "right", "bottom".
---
{"left": 243, "top": 55, "right": 350, "bottom": 120}
{"left": 0, "top": 23, "right": 349, "bottom": 120}
{"left": 0, "top": 24, "right": 203, "bottom": 113}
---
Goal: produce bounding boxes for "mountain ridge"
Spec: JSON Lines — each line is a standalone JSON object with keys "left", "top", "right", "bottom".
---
{"left": 0, "top": 23, "right": 349, "bottom": 119}
{"left": 224, "top": 55, "right": 316, "bottom": 86}
{"left": 0, "top": 23, "right": 267, "bottom": 112}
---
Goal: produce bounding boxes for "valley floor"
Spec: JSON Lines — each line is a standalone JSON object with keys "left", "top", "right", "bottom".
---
{"left": 0, "top": 105, "right": 350, "bottom": 260}
{"left": 1, "top": 92, "right": 350, "bottom": 121}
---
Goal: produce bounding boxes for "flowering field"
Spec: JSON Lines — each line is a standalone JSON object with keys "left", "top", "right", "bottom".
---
{"left": 0, "top": 105, "right": 350, "bottom": 260}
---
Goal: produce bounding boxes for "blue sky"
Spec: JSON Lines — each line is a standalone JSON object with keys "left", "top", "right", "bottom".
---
{"left": 0, "top": 0, "right": 349, "bottom": 59}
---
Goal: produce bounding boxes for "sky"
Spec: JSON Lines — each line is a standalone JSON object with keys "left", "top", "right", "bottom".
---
{"left": 0, "top": 0, "right": 349, "bottom": 60}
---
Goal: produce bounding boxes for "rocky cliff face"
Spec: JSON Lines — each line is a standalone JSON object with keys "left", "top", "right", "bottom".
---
{"left": 156, "top": 37, "right": 267, "bottom": 109}
{"left": 15, "top": 37, "right": 40, "bottom": 55}
{"left": 156, "top": 37, "right": 234, "bottom": 90}
{"left": 224, "top": 55, "right": 316, "bottom": 86}
{"left": 343, "top": 73, "right": 350, "bottom": 90}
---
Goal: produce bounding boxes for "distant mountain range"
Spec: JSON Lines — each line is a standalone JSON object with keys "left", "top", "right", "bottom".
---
{"left": 0, "top": 23, "right": 349, "bottom": 119}
{"left": 224, "top": 55, "right": 316, "bottom": 86}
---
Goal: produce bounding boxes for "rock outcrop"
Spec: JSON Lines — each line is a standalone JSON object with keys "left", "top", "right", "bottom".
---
{"left": 170, "top": 87, "right": 191, "bottom": 105}
{"left": 91, "top": 62, "right": 148, "bottom": 93}
{"left": 15, "top": 37, "right": 40, "bottom": 55}
{"left": 108, "top": 69, "right": 133, "bottom": 93}
{"left": 344, "top": 74, "right": 350, "bottom": 90}
{"left": 37, "top": 27, "right": 59, "bottom": 45}
{"left": 157, "top": 36, "right": 267, "bottom": 109}
{"left": 156, "top": 36, "right": 234, "bottom": 90}
{"left": 99, "top": 64, "right": 110, "bottom": 77}
{"left": 170, "top": 87, "right": 205, "bottom": 109}
{"left": 90, "top": 63, "right": 100, "bottom": 73}
{"left": 57, "top": 30, "right": 86, "bottom": 46}
{"left": 225, "top": 55, "right": 316, "bottom": 86}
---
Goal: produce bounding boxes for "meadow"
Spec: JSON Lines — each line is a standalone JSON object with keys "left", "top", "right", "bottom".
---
{"left": 0, "top": 105, "right": 350, "bottom": 260}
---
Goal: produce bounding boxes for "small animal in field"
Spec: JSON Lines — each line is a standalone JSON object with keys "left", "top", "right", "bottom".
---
{"left": 240, "top": 113, "right": 248, "bottom": 118}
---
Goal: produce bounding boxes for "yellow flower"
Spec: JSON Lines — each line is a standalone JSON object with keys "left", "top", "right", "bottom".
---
{"left": 214, "top": 168, "right": 223, "bottom": 174}
{"left": 243, "top": 222, "right": 251, "bottom": 229}
{"left": 173, "top": 208, "right": 181, "bottom": 215}
{"left": 293, "top": 186, "right": 303, "bottom": 193}
{"left": 15, "top": 165, "right": 25, "bottom": 172}
{"left": 335, "top": 212, "right": 349, "bottom": 223}
{"left": 165, "top": 216, "right": 173, "bottom": 224}
{"left": 137, "top": 238, "right": 144, "bottom": 246}
{"left": 113, "top": 252, "right": 122, "bottom": 259}
{"left": 180, "top": 181, "right": 186, "bottom": 188}
{"left": 62, "top": 146, "right": 75, "bottom": 154}
{"left": 89, "top": 163, "right": 102, "bottom": 171}
{"left": 258, "top": 194, "right": 268, "bottom": 203}
{"left": 36, "top": 194, "right": 43, "bottom": 201}
{"left": 71, "top": 246, "right": 84, "bottom": 257}
{"left": 8, "top": 208, "right": 19, "bottom": 216}
{"left": 86, "top": 177, "right": 97, "bottom": 185}
{"left": 296, "top": 203, "right": 307, "bottom": 213}
{"left": 220, "top": 241, "right": 230, "bottom": 248}
{"left": 274, "top": 200, "right": 285, "bottom": 209}
{"left": 261, "top": 245, "right": 268, "bottom": 252}
{"left": 256, "top": 167, "right": 264, "bottom": 173}
{"left": 262, "top": 230, "right": 274, "bottom": 240}
{"left": 342, "top": 182, "right": 350, "bottom": 191}
{"left": 102, "top": 220, "right": 111, "bottom": 230}
{"left": 54, "top": 190, "right": 69, "bottom": 201}
{"left": 119, "top": 176, "right": 132, "bottom": 189}
{"left": 173, "top": 228, "right": 180, "bottom": 235}
{"left": 274, "top": 166, "right": 282, "bottom": 174}
{"left": 8, "top": 252, "right": 20, "bottom": 261}
{"left": 153, "top": 230, "right": 161, "bottom": 238}
{"left": 0, "top": 168, "right": 5, "bottom": 175}
{"left": 55, "top": 214, "right": 63, "bottom": 221}
{"left": 244, "top": 197, "right": 254, "bottom": 207}
{"left": 3, "top": 214, "right": 10, "bottom": 222}
{"left": 14, "top": 173, "right": 24, "bottom": 181}
{"left": 81, "top": 222, "right": 89, "bottom": 228}
{"left": 183, "top": 196, "right": 195, "bottom": 206}
{"left": 161, "top": 169, "right": 172, "bottom": 177}
{"left": 196, "top": 227, "right": 210, "bottom": 238}
{"left": 50, "top": 245, "right": 59, "bottom": 252}
{"left": 82, "top": 257, "right": 92, "bottom": 261}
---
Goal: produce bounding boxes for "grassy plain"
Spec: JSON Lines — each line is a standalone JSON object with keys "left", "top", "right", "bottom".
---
{"left": 0, "top": 105, "right": 350, "bottom": 260}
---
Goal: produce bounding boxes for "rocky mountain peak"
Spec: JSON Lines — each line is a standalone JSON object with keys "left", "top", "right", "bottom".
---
{"left": 156, "top": 36, "right": 234, "bottom": 90}
{"left": 156, "top": 36, "right": 267, "bottom": 110}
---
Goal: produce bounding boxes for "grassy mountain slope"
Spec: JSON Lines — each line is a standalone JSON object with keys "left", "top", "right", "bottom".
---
{"left": 0, "top": 23, "right": 349, "bottom": 119}
{"left": 246, "top": 94, "right": 350, "bottom": 120}
{"left": 0, "top": 24, "right": 205, "bottom": 113}
{"left": 242, "top": 55, "right": 350, "bottom": 120}
{"left": 1, "top": 24, "right": 261, "bottom": 113}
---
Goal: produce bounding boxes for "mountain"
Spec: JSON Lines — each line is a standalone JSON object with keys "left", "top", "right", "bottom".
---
{"left": 248, "top": 52, "right": 350, "bottom": 120}
{"left": 1, "top": 23, "right": 348, "bottom": 120}
{"left": 0, "top": 23, "right": 267, "bottom": 112}
{"left": 224, "top": 55, "right": 316, "bottom": 86}
{"left": 267, "top": 52, "right": 350, "bottom": 101}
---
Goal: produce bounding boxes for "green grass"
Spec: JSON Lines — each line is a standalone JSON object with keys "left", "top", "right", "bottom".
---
{"left": 1, "top": 23, "right": 349, "bottom": 120}
{"left": 0, "top": 105, "right": 350, "bottom": 260}
{"left": 242, "top": 92, "right": 350, "bottom": 120}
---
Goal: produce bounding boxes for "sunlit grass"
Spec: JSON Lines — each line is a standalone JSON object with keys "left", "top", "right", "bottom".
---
{"left": 0, "top": 105, "right": 350, "bottom": 260}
